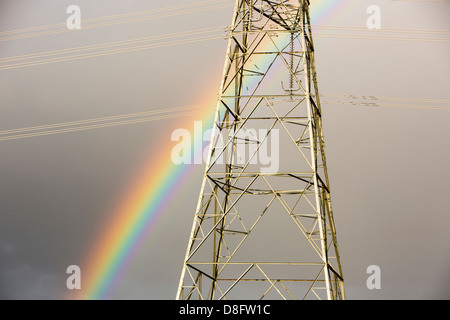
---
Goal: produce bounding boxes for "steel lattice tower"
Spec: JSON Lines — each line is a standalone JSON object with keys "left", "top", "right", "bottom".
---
{"left": 176, "top": 0, "right": 345, "bottom": 300}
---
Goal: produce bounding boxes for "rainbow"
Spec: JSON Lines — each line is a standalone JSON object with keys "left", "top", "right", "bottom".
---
{"left": 75, "top": 92, "right": 217, "bottom": 299}
{"left": 76, "top": 0, "right": 356, "bottom": 300}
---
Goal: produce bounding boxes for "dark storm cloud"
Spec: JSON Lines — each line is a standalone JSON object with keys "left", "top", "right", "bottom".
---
{"left": 0, "top": 241, "right": 65, "bottom": 299}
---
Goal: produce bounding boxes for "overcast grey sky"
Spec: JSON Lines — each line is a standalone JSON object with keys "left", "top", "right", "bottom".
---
{"left": 1, "top": 0, "right": 449, "bottom": 300}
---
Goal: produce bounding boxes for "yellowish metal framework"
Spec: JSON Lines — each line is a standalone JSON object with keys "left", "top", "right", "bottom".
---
{"left": 177, "top": 0, "right": 345, "bottom": 300}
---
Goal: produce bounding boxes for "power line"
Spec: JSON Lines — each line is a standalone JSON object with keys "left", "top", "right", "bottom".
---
{"left": 1, "top": 0, "right": 448, "bottom": 44}
{"left": 321, "top": 93, "right": 450, "bottom": 105}
{"left": 0, "top": 1, "right": 233, "bottom": 42}
{"left": 313, "top": 32, "right": 450, "bottom": 43}
{"left": 0, "top": 0, "right": 230, "bottom": 36}
{"left": 0, "top": 105, "right": 209, "bottom": 135}
{"left": 1, "top": 95, "right": 448, "bottom": 142}
{"left": 1, "top": 28, "right": 448, "bottom": 71}
{"left": 312, "top": 25, "right": 450, "bottom": 36}
{"left": 0, "top": 108, "right": 213, "bottom": 142}
{"left": 0, "top": 34, "right": 224, "bottom": 71}
{"left": 322, "top": 100, "right": 450, "bottom": 111}
{"left": 0, "top": 27, "right": 225, "bottom": 63}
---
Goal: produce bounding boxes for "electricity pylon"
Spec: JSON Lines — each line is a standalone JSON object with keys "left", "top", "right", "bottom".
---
{"left": 176, "top": 0, "right": 345, "bottom": 300}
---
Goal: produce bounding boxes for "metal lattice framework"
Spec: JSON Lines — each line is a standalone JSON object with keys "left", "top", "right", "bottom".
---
{"left": 176, "top": 0, "right": 345, "bottom": 300}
